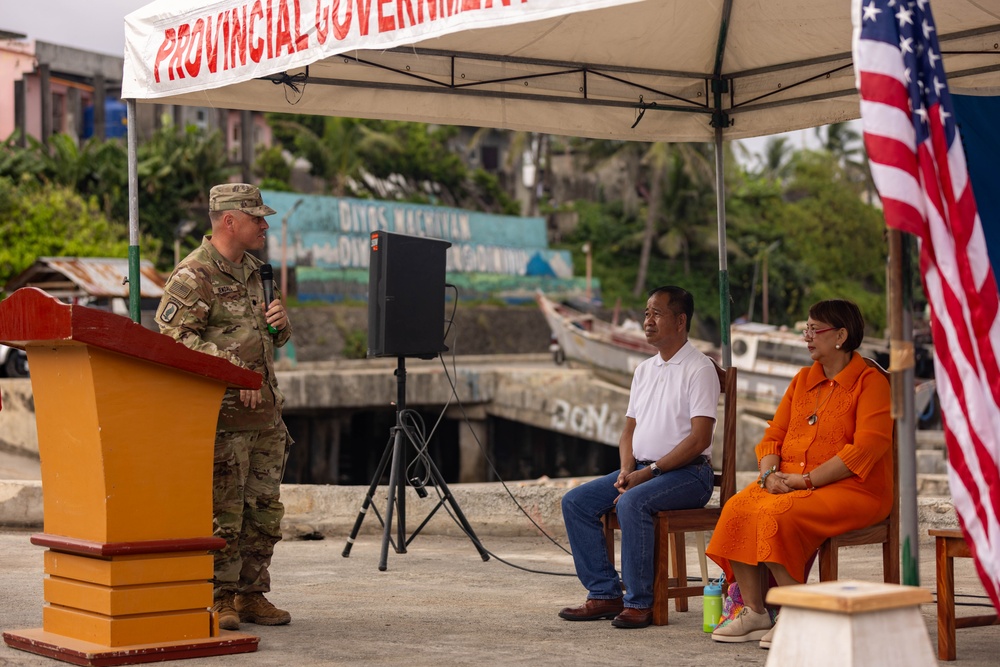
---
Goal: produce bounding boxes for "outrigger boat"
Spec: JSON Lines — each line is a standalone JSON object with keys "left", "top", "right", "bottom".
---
{"left": 535, "top": 291, "right": 717, "bottom": 387}
{"left": 538, "top": 292, "right": 937, "bottom": 423}
{"left": 730, "top": 321, "right": 938, "bottom": 423}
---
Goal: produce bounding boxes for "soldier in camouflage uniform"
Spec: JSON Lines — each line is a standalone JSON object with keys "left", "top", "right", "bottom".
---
{"left": 156, "top": 183, "right": 293, "bottom": 631}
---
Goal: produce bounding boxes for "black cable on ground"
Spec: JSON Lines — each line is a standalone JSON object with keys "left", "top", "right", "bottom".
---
{"left": 382, "top": 283, "right": 582, "bottom": 576}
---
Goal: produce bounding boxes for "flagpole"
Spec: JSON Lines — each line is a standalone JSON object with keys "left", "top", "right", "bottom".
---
{"left": 889, "top": 229, "right": 919, "bottom": 586}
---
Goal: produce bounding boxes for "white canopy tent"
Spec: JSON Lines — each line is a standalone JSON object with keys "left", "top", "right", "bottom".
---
{"left": 121, "top": 0, "right": 1000, "bottom": 585}
{"left": 121, "top": 0, "right": 1000, "bottom": 357}
{"left": 122, "top": 0, "right": 1000, "bottom": 141}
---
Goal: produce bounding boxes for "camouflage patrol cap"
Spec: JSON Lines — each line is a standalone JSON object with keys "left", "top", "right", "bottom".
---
{"left": 209, "top": 183, "right": 277, "bottom": 216}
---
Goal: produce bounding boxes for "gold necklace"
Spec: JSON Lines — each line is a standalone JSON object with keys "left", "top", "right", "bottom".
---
{"left": 807, "top": 381, "right": 836, "bottom": 426}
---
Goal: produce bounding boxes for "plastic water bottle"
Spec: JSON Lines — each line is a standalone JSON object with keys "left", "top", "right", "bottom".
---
{"left": 703, "top": 581, "right": 723, "bottom": 632}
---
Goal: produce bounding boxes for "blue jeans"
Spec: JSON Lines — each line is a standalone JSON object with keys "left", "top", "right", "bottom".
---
{"left": 562, "top": 459, "right": 714, "bottom": 609}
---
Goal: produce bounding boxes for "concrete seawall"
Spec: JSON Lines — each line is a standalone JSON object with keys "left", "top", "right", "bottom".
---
{"left": 0, "top": 476, "right": 959, "bottom": 538}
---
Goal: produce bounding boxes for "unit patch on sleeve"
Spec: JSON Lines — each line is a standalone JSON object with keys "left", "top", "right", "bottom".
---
{"left": 159, "top": 300, "right": 180, "bottom": 323}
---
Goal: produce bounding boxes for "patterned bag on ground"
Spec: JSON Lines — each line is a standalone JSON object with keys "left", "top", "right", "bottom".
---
{"left": 717, "top": 578, "right": 744, "bottom": 627}
{"left": 717, "top": 576, "right": 779, "bottom": 628}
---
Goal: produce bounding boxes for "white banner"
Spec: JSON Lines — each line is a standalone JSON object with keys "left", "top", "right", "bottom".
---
{"left": 122, "top": 0, "right": 638, "bottom": 99}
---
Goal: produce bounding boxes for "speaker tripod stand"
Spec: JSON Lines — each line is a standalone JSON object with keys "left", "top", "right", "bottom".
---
{"left": 342, "top": 356, "right": 489, "bottom": 570}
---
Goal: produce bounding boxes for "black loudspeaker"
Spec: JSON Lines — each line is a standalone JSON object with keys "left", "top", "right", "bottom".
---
{"left": 367, "top": 230, "right": 451, "bottom": 359}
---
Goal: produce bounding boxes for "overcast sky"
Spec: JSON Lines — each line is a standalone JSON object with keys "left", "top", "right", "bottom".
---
{"left": 1, "top": 0, "right": 829, "bottom": 161}
{"left": 1, "top": 0, "right": 149, "bottom": 56}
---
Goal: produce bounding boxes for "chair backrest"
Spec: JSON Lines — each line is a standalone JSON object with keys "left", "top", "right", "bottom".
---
{"left": 713, "top": 362, "right": 738, "bottom": 506}
{"left": 863, "top": 357, "right": 899, "bottom": 528}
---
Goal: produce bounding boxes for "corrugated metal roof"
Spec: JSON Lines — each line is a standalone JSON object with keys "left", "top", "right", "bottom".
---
{"left": 7, "top": 257, "right": 165, "bottom": 298}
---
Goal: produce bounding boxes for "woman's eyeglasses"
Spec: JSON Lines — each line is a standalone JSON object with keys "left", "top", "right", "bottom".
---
{"left": 801, "top": 326, "right": 838, "bottom": 339}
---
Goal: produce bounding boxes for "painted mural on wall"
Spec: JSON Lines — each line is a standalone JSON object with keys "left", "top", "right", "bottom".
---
{"left": 262, "top": 191, "right": 593, "bottom": 302}
{"left": 550, "top": 399, "right": 622, "bottom": 446}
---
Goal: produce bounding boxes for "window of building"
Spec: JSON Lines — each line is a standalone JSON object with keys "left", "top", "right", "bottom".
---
{"left": 481, "top": 145, "right": 499, "bottom": 171}
{"left": 52, "top": 92, "right": 66, "bottom": 136}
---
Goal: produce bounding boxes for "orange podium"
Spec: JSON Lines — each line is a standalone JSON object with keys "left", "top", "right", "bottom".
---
{"left": 0, "top": 288, "right": 262, "bottom": 665}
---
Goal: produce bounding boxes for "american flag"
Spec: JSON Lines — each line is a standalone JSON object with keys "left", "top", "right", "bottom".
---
{"left": 853, "top": 0, "right": 1000, "bottom": 612}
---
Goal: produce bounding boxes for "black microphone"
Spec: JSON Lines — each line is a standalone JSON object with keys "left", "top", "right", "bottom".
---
{"left": 260, "top": 264, "right": 277, "bottom": 333}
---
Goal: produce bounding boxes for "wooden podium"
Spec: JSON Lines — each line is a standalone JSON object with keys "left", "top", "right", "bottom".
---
{"left": 0, "top": 288, "right": 262, "bottom": 665}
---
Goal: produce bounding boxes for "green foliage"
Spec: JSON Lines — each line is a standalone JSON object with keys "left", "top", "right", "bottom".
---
{"left": 265, "top": 115, "right": 521, "bottom": 214}
{"left": 0, "top": 125, "right": 231, "bottom": 270}
{"left": 564, "top": 140, "right": 890, "bottom": 340}
{"left": 341, "top": 329, "right": 368, "bottom": 359}
{"left": 0, "top": 133, "right": 129, "bottom": 222}
{"left": 254, "top": 144, "right": 292, "bottom": 187}
{"left": 0, "top": 134, "right": 44, "bottom": 180}
{"left": 364, "top": 121, "right": 464, "bottom": 188}
{"left": 783, "top": 153, "right": 888, "bottom": 330}
{"left": 469, "top": 168, "right": 521, "bottom": 216}
{"left": 0, "top": 115, "right": 893, "bottom": 341}
{"left": 258, "top": 177, "right": 293, "bottom": 192}
{"left": 265, "top": 113, "right": 325, "bottom": 146}
{"left": 266, "top": 115, "right": 380, "bottom": 196}
{"left": 284, "top": 296, "right": 364, "bottom": 308}
{"left": 0, "top": 178, "right": 161, "bottom": 294}
{"left": 461, "top": 296, "right": 508, "bottom": 307}
{"left": 136, "top": 125, "right": 232, "bottom": 263}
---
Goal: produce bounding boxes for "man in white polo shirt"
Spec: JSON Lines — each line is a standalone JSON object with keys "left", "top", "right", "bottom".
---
{"left": 559, "top": 286, "right": 720, "bottom": 629}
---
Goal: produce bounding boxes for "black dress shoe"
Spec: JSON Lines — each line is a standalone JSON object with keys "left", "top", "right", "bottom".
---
{"left": 611, "top": 607, "right": 653, "bottom": 629}
{"left": 558, "top": 598, "right": 624, "bottom": 621}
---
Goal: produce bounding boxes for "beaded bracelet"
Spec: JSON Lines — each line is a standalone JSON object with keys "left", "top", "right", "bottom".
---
{"left": 757, "top": 464, "right": 777, "bottom": 489}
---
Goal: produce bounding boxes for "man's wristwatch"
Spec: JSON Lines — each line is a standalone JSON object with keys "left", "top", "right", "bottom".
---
{"left": 649, "top": 462, "right": 662, "bottom": 477}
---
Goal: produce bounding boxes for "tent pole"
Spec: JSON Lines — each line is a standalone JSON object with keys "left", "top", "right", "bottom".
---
{"left": 711, "top": 0, "right": 734, "bottom": 368}
{"left": 889, "top": 229, "right": 919, "bottom": 586}
{"left": 715, "top": 127, "right": 731, "bottom": 368}
{"left": 126, "top": 99, "right": 140, "bottom": 324}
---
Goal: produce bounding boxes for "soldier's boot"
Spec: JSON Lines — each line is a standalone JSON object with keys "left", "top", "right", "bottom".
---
{"left": 234, "top": 592, "right": 291, "bottom": 626}
{"left": 212, "top": 592, "right": 240, "bottom": 631}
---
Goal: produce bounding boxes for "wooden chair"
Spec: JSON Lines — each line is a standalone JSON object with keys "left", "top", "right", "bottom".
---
{"left": 816, "top": 357, "right": 900, "bottom": 584}
{"left": 928, "top": 528, "right": 1000, "bottom": 661}
{"left": 601, "top": 362, "right": 737, "bottom": 625}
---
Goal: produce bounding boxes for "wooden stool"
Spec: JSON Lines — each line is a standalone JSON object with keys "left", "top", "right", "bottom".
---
{"left": 765, "top": 580, "right": 934, "bottom": 666}
{"left": 929, "top": 528, "right": 1000, "bottom": 661}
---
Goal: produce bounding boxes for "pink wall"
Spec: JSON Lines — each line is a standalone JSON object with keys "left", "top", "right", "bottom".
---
{"left": 0, "top": 39, "right": 36, "bottom": 139}
{"left": 223, "top": 108, "right": 273, "bottom": 163}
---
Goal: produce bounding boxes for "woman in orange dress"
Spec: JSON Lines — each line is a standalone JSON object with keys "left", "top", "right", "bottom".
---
{"left": 707, "top": 299, "right": 892, "bottom": 646}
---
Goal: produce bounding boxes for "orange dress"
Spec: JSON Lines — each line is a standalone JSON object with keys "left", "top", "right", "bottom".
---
{"left": 706, "top": 353, "right": 892, "bottom": 583}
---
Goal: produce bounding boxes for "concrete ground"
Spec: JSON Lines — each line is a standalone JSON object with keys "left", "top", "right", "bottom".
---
{"left": 0, "top": 442, "right": 991, "bottom": 665}
{"left": 1, "top": 527, "right": 997, "bottom": 666}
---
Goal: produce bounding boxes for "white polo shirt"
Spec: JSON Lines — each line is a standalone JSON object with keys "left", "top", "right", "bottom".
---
{"left": 627, "top": 341, "right": 720, "bottom": 462}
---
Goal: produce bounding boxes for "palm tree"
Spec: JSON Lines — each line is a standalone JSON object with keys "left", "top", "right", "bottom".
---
{"left": 817, "top": 122, "right": 862, "bottom": 160}
{"left": 136, "top": 124, "right": 232, "bottom": 261}
{"left": 269, "top": 116, "right": 391, "bottom": 196}
{"left": 575, "top": 139, "right": 646, "bottom": 217}
{"left": 633, "top": 142, "right": 715, "bottom": 296}
{"left": 817, "top": 121, "right": 875, "bottom": 202}
{"left": 634, "top": 143, "right": 668, "bottom": 296}
{"left": 759, "top": 136, "right": 796, "bottom": 183}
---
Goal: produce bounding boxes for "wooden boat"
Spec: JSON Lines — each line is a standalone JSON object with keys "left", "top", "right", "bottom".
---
{"left": 730, "top": 322, "right": 813, "bottom": 405}
{"left": 731, "top": 322, "right": 937, "bottom": 424}
{"left": 535, "top": 291, "right": 717, "bottom": 387}
{"left": 538, "top": 295, "right": 937, "bottom": 424}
